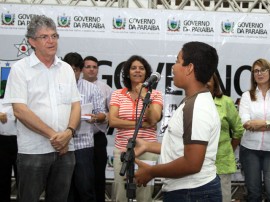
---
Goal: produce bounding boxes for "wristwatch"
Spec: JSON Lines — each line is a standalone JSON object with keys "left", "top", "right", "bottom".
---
{"left": 67, "top": 127, "right": 76, "bottom": 137}
{"left": 266, "top": 121, "right": 270, "bottom": 129}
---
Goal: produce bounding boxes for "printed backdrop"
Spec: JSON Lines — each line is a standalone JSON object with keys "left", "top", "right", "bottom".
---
{"left": 1, "top": 4, "right": 270, "bottom": 180}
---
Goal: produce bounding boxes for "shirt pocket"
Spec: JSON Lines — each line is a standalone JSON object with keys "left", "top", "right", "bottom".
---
{"left": 57, "top": 83, "right": 72, "bottom": 104}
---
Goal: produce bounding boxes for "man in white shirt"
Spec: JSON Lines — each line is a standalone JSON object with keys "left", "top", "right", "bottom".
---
{"left": 3, "top": 15, "right": 81, "bottom": 202}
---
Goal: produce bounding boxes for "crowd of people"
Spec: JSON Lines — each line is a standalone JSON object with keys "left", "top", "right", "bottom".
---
{"left": 1, "top": 14, "right": 270, "bottom": 202}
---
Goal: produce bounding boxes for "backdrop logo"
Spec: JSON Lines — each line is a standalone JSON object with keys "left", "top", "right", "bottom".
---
{"left": 167, "top": 18, "right": 180, "bottom": 31}
{"left": 0, "top": 62, "right": 11, "bottom": 97}
{"left": 112, "top": 16, "right": 126, "bottom": 30}
{"left": 14, "top": 39, "right": 31, "bottom": 57}
{"left": 57, "top": 15, "right": 71, "bottom": 28}
{"left": 1, "top": 12, "right": 15, "bottom": 25}
{"left": 221, "top": 20, "right": 234, "bottom": 33}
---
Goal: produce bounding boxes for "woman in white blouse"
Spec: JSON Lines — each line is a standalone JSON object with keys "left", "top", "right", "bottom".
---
{"left": 239, "top": 58, "right": 270, "bottom": 202}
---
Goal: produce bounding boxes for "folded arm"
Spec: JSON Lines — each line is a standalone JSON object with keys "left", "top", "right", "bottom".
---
{"left": 109, "top": 105, "right": 153, "bottom": 129}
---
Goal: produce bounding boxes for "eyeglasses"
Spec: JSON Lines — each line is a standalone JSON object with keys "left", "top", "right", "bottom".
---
{"left": 84, "top": 65, "right": 98, "bottom": 69}
{"left": 34, "top": 33, "right": 59, "bottom": 41}
{"left": 252, "top": 69, "right": 269, "bottom": 75}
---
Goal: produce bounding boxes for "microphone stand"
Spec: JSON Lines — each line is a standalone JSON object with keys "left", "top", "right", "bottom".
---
{"left": 119, "top": 86, "right": 153, "bottom": 202}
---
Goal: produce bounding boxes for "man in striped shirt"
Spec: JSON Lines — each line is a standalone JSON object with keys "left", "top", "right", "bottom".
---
{"left": 83, "top": 56, "right": 113, "bottom": 202}
{"left": 64, "top": 52, "right": 106, "bottom": 202}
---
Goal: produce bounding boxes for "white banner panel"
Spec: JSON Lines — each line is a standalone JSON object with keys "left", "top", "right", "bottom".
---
{"left": 1, "top": 4, "right": 270, "bottom": 180}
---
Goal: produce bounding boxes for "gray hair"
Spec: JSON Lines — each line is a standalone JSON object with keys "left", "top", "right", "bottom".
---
{"left": 25, "top": 15, "right": 57, "bottom": 39}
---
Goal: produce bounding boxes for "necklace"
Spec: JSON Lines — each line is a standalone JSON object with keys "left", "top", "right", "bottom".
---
{"left": 128, "top": 90, "right": 140, "bottom": 101}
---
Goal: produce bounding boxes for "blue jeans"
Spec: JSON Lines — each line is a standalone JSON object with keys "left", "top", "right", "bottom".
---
{"left": 240, "top": 145, "right": 270, "bottom": 202}
{"left": 17, "top": 152, "right": 75, "bottom": 202}
{"left": 163, "top": 175, "right": 222, "bottom": 202}
{"left": 68, "top": 147, "right": 96, "bottom": 202}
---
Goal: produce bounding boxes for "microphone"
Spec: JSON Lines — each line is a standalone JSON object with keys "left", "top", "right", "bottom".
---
{"left": 142, "top": 72, "right": 161, "bottom": 87}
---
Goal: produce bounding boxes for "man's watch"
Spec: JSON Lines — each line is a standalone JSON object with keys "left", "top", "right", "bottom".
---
{"left": 266, "top": 121, "right": 270, "bottom": 129}
{"left": 67, "top": 127, "right": 76, "bottom": 137}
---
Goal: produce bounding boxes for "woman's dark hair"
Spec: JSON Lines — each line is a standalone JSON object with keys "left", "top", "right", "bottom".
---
{"left": 122, "top": 55, "right": 152, "bottom": 90}
{"left": 212, "top": 73, "right": 223, "bottom": 98}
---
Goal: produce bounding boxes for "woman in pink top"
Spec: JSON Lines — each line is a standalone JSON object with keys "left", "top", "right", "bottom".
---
{"left": 109, "top": 55, "right": 163, "bottom": 202}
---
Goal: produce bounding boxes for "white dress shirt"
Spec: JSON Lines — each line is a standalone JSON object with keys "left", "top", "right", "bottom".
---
{"left": 3, "top": 52, "right": 80, "bottom": 154}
